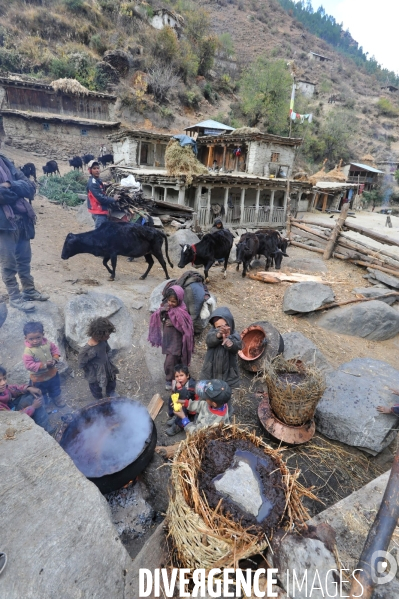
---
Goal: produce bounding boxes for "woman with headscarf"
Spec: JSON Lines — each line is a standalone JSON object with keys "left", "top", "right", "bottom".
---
{"left": 148, "top": 285, "right": 195, "bottom": 390}
{"left": 0, "top": 153, "right": 48, "bottom": 312}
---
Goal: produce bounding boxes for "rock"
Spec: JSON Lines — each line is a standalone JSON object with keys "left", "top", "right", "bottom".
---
{"left": 103, "top": 49, "right": 131, "bottom": 77}
{"left": 131, "top": 300, "right": 143, "bottom": 310}
{"left": 64, "top": 292, "right": 133, "bottom": 353}
{"left": 0, "top": 411, "right": 130, "bottom": 599}
{"left": 284, "top": 257, "right": 327, "bottom": 273}
{"left": 167, "top": 229, "right": 200, "bottom": 266}
{"left": 309, "top": 472, "right": 399, "bottom": 599}
{"left": 0, "top": 300, "right": 7, "bottom": 328}
{"left": 95, "top": 61, "right": 120, "bottom": 88}
{"left": 139, "top": 331, "right": 164, "bottom": 383}
{"left": 283, "top": 282, "right": 335, "bottom": 314}
{"left": 282, "top": 331, "right": 331, "bottom": 372}
{"left": 315, "top": 358, "right": 399, "bottom": 454}
{"left": 148, "top": 280, "right": 172, "bottom": 312}
{"left": 0, "top": 301, "right": 66, "bottom": 381}
{"left": 151, "top": 216, "right": 163, "bottom": 228}
{"left": 170, "top": 219, "right": 183, "bottom": 229}
{"left": 318, "top": 300, "right": 399, "bottom": 341}
{"left": 214, "top": 460, "right": 262, "bottom": 517}
{"left": 352, "top": 287, "right": 397, "bottom": 305}
{"left": 368, "top": 268, "right": 399, "bottom": 289}
{"left": 271, "top": 524, "right": 339, "bottom": 599}
{"left": 140, "top": 452, "right": 171, "bottom": 513}
{"left": 75, "top": 202, "right": 93, "bottom": 228}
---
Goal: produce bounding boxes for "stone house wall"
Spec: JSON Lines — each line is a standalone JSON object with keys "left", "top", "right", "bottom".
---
{"left": 247, "top": 141, "right": 296, "bottom": 177}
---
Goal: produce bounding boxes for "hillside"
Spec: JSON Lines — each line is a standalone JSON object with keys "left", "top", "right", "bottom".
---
{"left": 0, "top": 0, "right": 398, "bottom": 173}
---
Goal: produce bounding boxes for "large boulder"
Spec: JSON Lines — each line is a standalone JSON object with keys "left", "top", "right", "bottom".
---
{"left": 318, "top": 300, "right": 399, "bottom": 341}
{"left": 283, "top": 282, "right": 335, "bottom": 314}
{"left": 284, "top": 257, "right": 327, "bottom": 273}
{"left": 0, "top": 300, "right": 7, "bottom": 328}
{"left": 352, "top": 287, "right": 397, "bottom": 305}
{"left": 167, "top": 229, "right": 200, "bottom": 267}
{"left": 75, "top": 202, "right": 93, "bottom": 228}
{"left": 0, "top": 411, "right": 130, "bottom": 599}
{"left": 139, "top": 331, "right": 164, "bottom": 384}
{"left": 367, "top": 268, "right": 399, "bottom": 289}
{"left": 64, "top": 292, "right": 133, "bottom": 353}
{"left": 282, "top": 331, "right": 331, "bottom": 372}
{"left": 0, "top": 301, "right": 65, "bottom": 384}
{"left": 148, "top": 279, "right": 172, "bottom": 312}
{"left": 315, "top": 358, "right": 399, "bottom": 454}
{"left": 103, "top": 50, "right": 131, "bottom": 77}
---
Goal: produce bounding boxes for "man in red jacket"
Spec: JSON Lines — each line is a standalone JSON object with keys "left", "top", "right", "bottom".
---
{"left": 86, "top": 160, "right": 119, "bottom": 228}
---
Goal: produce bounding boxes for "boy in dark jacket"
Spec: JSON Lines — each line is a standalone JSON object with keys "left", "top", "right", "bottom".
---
{"left": 200, "top": 307, "right": 242, "bottom": 388}
{"left": 86, "top": 160, "right": 119, "bottom": 229}
{"left": 0, "top": 153, "right": 49, "bottom": 312}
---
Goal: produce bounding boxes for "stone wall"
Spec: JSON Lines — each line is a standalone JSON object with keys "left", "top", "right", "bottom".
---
{"left": 113, "top": 137, "right": 139, "bottom": 166}
{"left": 247, "top": 141, "right": 296, "bottom": 177}
{"left": 3, "top": 115, "right": 118, "bottom": 160}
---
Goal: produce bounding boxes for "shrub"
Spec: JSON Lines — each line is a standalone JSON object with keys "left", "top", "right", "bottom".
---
{"left": 89, "top": 34, "right": 107, "bottom": 55}
{"left": 147, "top": 64, "right": 180, "bottom": 102}
{"left": 179, "top": 88, "right": 201, "bottom": 108}
{"left": 38, "top": 171, "right": 87, "bottom": 207}
{"left": 0, "top": 48, "right": 24, "bottom": 72}
{"left": 377, "top": 97, "right": 399, "bottom": 117}
{"left": 64, "top": 0, "right": 86, "bottom": 12}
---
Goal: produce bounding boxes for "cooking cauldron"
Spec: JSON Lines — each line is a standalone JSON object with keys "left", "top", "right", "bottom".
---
{"left": 59, "top": 398, "right": 157, "bottom": 494}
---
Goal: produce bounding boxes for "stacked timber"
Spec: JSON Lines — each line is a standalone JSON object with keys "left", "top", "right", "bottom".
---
{"left": 106, "top": 184, "right": 193, "bottom": 222}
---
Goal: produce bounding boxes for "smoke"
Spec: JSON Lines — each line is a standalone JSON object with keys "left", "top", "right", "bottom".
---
{"left": 65, "top": 401, "right": 153, "bottom": 478}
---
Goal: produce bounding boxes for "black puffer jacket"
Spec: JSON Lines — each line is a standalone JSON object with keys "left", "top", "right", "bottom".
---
{"left": 200, "top": 306, "right": 242, "bottom": 387}
{"left": 0, "top": 154, "right": 36, "bottom": 234}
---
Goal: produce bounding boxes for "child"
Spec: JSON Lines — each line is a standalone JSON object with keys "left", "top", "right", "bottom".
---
{"left": 148, "top": 285, "right": 194, "bottom": 391}
{"left": 173, "top": 379, "right": 231, "bottom": 435}
{"left": 200, "top": 307, "right": 242, "bottom": 388}
{"left": 78, "top": 317, "right": 119, "bottom": 400}
{"left": 0, "top": 365, "right": 55, "bottom": 434}
{"left": 165, "top": 364, "right": 197, "bottom": 436}
{"left": 22, "top": 321, "right": 65, "bottom": 407}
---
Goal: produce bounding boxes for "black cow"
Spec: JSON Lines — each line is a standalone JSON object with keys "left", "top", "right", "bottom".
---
{"left": 82, "top": 154, "right": 95, "bottom": 165}
{"left": 69, "top": 156, "right": 83, "bottom": 171}
{"left": 61, "top": 221, "right": 173, "bottom": 281}
{"left": 255, "top": 229, "right": 289, "bottom": 270}
{"left": 21, "top": 162, "right": 37, "bottom": 182}
{"left": 235, "top": 232, "right": 260, "bottom": 278}
{"left": 42, "top": 160, "right": 60, "bottom": 176}
{"left": 178, "top": 229, "right": 234, "bottom": 282}
{"left": 97, "top": 154, "right": 113, "bottom": 168}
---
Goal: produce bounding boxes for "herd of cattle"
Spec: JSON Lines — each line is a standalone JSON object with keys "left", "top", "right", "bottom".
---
{"left": 20, "top": 153, "right": 114, "bottom": 181}
{"left": 61, "top": 221, "right": 289, "bottom": 283}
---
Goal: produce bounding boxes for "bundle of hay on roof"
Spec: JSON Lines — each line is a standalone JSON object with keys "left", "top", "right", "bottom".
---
{"left": 50, "top": 78, "right": 90, "bottom": 96}
{"left": 361, "top": 153, "right": 375, "bottom": 166}
{"left": 167, "top": 423, "right": 315, "bottom": 569}
{"left": 165, "top": 139, "right": 208, "bottom": 185}
{"left": 263, "top": 356, "right": 326, "bottom": 426}
{"left": 231, "top": 126, "right": 261, "bottom": 135}
{"left": 324, "top": 159, "right": 346, "bottom": 182}
{"left": 308, "top": 158, "right": 327, "bottom": 185}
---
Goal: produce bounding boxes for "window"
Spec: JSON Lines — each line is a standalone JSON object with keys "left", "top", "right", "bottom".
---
{"left": 81, "top": 129, "right": 88, "bottom": 136}
{"left": 42, "top": 123, "right": 50, "bottom": 131}
{"left": 271, "top": 152, "right": 280, "bottom": 163}
{"left": 140, "top": 143, "right": 149, "bottom": 164}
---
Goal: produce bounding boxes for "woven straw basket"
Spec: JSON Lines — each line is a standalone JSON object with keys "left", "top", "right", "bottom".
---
{"left": 264, "top": 356, "right": 326, "bottom": 426}
{"left": 166, "top": 424, "right": 312, "bottom": 570}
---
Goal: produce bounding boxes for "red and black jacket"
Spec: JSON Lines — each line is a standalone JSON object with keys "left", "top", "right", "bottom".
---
{"left": 87, "top": 176, "right": 115, "bottom": 215}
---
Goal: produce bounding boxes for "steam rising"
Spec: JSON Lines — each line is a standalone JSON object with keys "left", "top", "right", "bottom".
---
{"left": 64, "top": 401, "right": 152, "bottom": 478}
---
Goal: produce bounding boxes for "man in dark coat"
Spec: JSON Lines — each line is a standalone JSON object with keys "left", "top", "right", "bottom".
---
{"left": 0, "top": 153, "right": 49, "bottom": 312}
{"left": 200, "top": 306, "right": 242, "bottom": 388}
{"left": 210, "top": 217, "right": 227, "bottom": 266}
{"left": 86, "top": 160, "right": 119, "bottom": 229}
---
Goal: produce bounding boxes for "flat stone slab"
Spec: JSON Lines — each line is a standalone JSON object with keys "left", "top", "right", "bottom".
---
{"left": 0, "top": 411, "right": 130, "bottom": 599}
{"left": 148, "top": 279, "right": 171, "bottom": 312}
{"left": 315, "top": 358, "right": 399, "bottom": 454}
{"left": 214, "top": 460, "right": 262, "bottom": 517}
{"left": 318, "top": 300, "right": 399, "bottom": 341}
{"left": 352, "top": 287, "right": 398, "bottom": 305}
{"left": 283, "top": 282, "right": 335, "bottom": 314}
{"left": 282, "top": 331, "right": 331, "bottom": 372}
{"left": 368, "top": 268, "right": 399, "bottom": 289}
{"left": 284, "top": 257, "right": 327, "bottom": 273}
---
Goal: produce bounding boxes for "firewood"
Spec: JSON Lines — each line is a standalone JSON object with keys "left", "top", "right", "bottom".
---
{"left": 155, "top": 443, "right": 180, "bottom": 459}
{"left": 313, "top": 291, "right": 399, "bottom": 312}
{"left": 147, "top": 393, "right": 164, "bottom": 420}
{"left": 290, "top": 240, "right": 347, "bottom": 260}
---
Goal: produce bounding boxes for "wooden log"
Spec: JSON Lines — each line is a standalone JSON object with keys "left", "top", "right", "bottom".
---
{"left": 291, "top": 221, "right": 330, "bottom": 240}
{"left": 338, "top": 235, "right": 399, "bottom": 270}
{"left": 292, "top": 218, "right": 334, "bottom": 230}
{"left": 147, "top": 393, "right": 164, "bottom": 420}
{"left": 248, "top": 272, "right": 326, "bottom": 283}
{"left": 344, "top": 221, "right": 399, "bottom": 248}
{"left": 290, "top": 240, "right": 348, "bottom": 260}
{"left": 291, "top": 226, "right": 328, "bottom": 247}
{"left": 323, "top": 203, "right": 349, "bottom": 260}
{"left": 350, "top": 261, "right": 399, "bottom": 278}
{"left": 313, "top": 291, "right": 399, "bottom": 312}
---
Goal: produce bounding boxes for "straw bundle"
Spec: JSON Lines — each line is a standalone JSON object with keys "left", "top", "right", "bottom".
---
{"left": 167, "top": 423, "right": 316, "bottom": 570}
{"left": 361, "top": 154, "right": 375, "bottom": 165}
{"left": 165, "top": 140, "right": 208, "bottom": 185}
{"left": 263, "top": 356, "right": 326, "bottom": 426}
{"left": 308, "top": 158, "right": 327, "bottom": 185}
{"left": 324, "top": 159, "right": 346, "bottom": 182}
{"left": 232, "top": 126, "right": 261, "bottom": 135}
{"left": 50, "top": 78, "right": 90, "bottom": 96}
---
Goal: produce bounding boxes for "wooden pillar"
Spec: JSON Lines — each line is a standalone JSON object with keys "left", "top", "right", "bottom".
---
{"left": 137, "top": 139, "right": 142, "bottom": 166}
{"left": 255, "top": 188, "right": 260, "bottom": 223}
{"left": 178, "top": 186, "right": 186, "bottom": 205}
{"left": 163, "top": 187, "right": 168, "bottom": 202}
{"left": 151, "top": 185, "right": 155, "bottom": 198}
{"left": 240, "top": 188, "right": 246, "bottom": 225}
{"left": 207, "top": 146, "right": 214, "bottom": 168}
{"left": 309, "top": 191, "right": 317, "bottom": 211}
{"left": 321, "top": 193, "right": 328, "bottom": 212}
{"left": 223, "top": 187, "right": 229, "bottom": 221}
{"left": 194, "top": 185, "right": 202, "bottom": 213}
{"left": 323, "top": 202, "right": 349, "bottom": 260}
{"left": 222, "top": 145, "right": 227, "bottom": 170}
{"left": 153, "top": 143, "right": 156, "bottom": 167}
{"left": 269, "top": 190, "right": 275, "bottom": 223}
{"left": 207, "top": 188, "right": 212, "bottom": 225}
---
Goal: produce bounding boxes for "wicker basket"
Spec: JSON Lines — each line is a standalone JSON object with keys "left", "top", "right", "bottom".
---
{"left": 264, "top": 356, "right": 326, "bottom": 426}
{"left": 167, "top": 424, "right": 314, "bottom": 570}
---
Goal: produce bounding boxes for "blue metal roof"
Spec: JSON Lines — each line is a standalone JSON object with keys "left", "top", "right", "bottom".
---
{"left": 349, "top": 162, "right": 384, "bottom": 174}
{"left": 184, "top": 119, "right": 235, "bottom": 131}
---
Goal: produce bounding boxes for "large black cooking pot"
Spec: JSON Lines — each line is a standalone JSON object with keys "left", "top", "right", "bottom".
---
{"left": 59, "top": 398, "right": 157, "bottom": 494}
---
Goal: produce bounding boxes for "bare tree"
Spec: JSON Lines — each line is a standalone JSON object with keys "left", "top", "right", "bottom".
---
{"left": 147, "top": 64, "right": 180, "bottom": 103}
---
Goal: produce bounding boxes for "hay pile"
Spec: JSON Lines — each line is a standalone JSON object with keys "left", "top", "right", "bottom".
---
{"left": 263, "top": 356, "right": 326, "bottom": 426}
{"left": 50, "top": 78, "right": 90, "bottom": 96}
{"left": 308, "top": 158, "right": 327, "bottom": 185}
{"left": 232, "top": 126, "right": 261, "bottom": 135}
{"left": 167, "top": 423, "right": 316, "bottom": 569}
{"left": 165, "top": 140, "right": 208, "bottom": 185}
{"left": 361, "top": 153, "right": 375, "bottom": 165}
{"left": 324, "top": 159, "right": 346, "bottom": 183}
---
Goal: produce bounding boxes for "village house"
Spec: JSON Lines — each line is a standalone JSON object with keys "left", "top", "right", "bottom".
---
{"left": 109, "top": 124, "right": 312, "bottom": 229}
{"left": 296, "top": 79, "right": 316, "bottom": 98}
{"left": 342, "top": 161, "right": 384, "bottom": 192}
{"left": 381, "top": 85, "right": 398, "bottom": 93}
{"left": 150, "top": 8, "right": 184, "bottom": 35}
{"left": 0, "top": 76, "right": 119, "bottom": 158}
{"left": 308, "top": 51, "right": 332, "bottom": 63}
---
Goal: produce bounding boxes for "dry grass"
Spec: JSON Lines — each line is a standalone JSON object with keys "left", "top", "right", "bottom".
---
{"left": 167, "top": 423, "right": 317, "bottom": 569}
{"left": 50, "top": 78, "right": 90, "bottom": 95}
{"left": 165, "top": 140, "right": 208, "bottom": 185}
